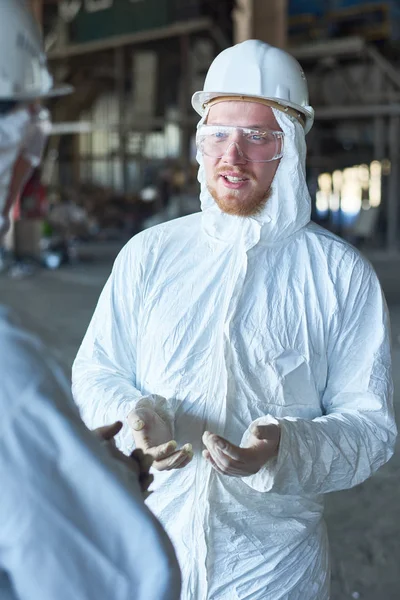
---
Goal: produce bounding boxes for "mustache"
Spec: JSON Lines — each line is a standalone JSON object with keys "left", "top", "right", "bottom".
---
{"left": 216, "top": 168, "right": 255, "bottom": 180}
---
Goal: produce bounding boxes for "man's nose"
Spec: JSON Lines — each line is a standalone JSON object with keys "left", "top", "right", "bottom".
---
{"left": 222, "top": 141, "right": 247, "bottom": 165}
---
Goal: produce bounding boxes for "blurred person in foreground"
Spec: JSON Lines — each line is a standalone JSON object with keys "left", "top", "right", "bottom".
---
{"left": 73, "top": 40, "right": 397, "bottom": 599}
{"left": 0, "top": 91, "right": 51, "bottom": 269}
{"left": 0, "top": 2, "right": 181, "bottom": 599}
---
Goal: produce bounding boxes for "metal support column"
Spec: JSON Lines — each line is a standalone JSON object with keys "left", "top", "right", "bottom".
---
{"left": 179, "top": 34, "right": 191, "bottom": 202}
{"left": 387, "top": 116, "right": 399, "bottom": 252}
{"left": 373, "top": 118, "right": 386, "bottom": 159}
{"left": 29, "top": 0, "right": 43, "bottom": 27}
{"left": 115, "top": 46, "right": 128, "bottom": 194}
{"left": 234, "top": 0, "right": 287, "bottom": 48}
{"left": 373, "top": 67, "right": 385, "bottom": 161}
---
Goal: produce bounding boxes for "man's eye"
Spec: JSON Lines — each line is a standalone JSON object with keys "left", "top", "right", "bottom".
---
{"left": 214, "top": 131, "right": 227, "bottom": 139}
{"left": 247, "top": 133, "right": 265, "bottom": 143}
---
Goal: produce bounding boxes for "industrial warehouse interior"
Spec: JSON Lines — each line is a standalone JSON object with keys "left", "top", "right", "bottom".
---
{"left": 0, "top": 2, "right": 399, "bottom": 600}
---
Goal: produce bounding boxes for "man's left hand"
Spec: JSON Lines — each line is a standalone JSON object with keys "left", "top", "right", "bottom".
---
{"left": 202, "top": 423, "right": 280, "bottom": 477}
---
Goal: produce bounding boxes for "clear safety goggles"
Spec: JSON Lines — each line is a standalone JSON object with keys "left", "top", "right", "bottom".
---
{"left": 196, "top": 125, "right": 284, "bottom": 163}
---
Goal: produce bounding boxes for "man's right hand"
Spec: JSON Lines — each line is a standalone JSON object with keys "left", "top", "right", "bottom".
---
{"left": 94, "top": 421, "right": 154, "bottom": 498}
{"left": 127, "top": 407, "right": 193, "bottom": 471}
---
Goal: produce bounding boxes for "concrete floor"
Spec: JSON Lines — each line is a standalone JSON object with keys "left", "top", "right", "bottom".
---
{"left": 1, "top": 241, "right": 399, "bottom": 600}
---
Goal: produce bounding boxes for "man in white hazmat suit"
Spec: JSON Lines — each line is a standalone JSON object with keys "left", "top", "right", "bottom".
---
{"left": 0, "top": 3, "right": 181, "bottom": 599}
{"left": 72, "top": 39, "right": 397, "bottom": 599}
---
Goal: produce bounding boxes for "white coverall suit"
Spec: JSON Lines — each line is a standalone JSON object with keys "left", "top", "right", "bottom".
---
{"left": 72, "top": 109, "right": 397, "bottom": 599}
{"left": 0, "top": 307, "right": 181, "bottom": 600}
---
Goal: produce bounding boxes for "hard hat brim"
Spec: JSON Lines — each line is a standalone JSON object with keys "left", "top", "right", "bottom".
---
{"left": 45, "top": 83, "right": 74, "bottom": 98}
{"left": 0, "top": 83, "right": 74, "bottom": 102}
{"left": 192, "top": 91, "right": 314, "bottom": 134}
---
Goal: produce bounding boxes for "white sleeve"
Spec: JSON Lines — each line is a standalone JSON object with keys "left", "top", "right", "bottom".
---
{"left": 72, "top": 237, "right": 166, "bottom": 453}
{"left": 241, "top": 255, "right": 397, "bottom": 495}
{"left": 0, "top": 311, "right": 181, "bottom": 600}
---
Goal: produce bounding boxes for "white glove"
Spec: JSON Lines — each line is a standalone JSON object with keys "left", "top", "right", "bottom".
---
{"left": 127, "top": 406, "right": 193, "bottom": 471}
{"left": 202, "top": 423, "right": 280, "bottom": 477}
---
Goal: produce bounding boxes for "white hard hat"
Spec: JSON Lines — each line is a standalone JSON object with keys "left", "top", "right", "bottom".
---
{"left": 192, "top": 39, "right": 314, "bottom": 134}
{"left": 0, "top": 0, "right": 71, "bottom": 101}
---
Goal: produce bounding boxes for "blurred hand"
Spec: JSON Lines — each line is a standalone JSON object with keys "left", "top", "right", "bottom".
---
{"left": 127, "top": 407, "right": 193, "bottom": 472}
{"left": 202, "top": 423, "right": 280, "bottom": 477}
{"left": 94, "top": 421, "right": 154, "bottom": 498}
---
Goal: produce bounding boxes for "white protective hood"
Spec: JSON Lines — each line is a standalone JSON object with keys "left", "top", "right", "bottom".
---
{"left": 73, "top": 109, "right": 396, "bottom": 599}
{"left": 198, "top": 108, "right": 311, "bottom": 248}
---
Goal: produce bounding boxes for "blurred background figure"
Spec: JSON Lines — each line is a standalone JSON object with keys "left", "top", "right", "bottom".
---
{"left": 0, "top": 102, "right": 51, "bottom": 272}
